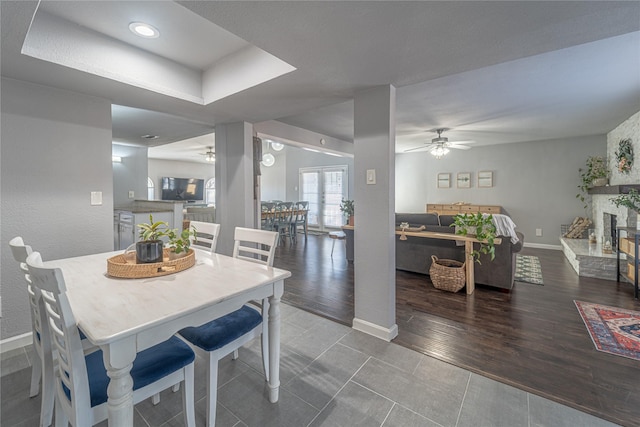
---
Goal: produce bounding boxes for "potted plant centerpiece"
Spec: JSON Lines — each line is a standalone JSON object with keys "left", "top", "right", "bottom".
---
{"left": 340, "top": 199, "right": 355, "bottom": 226}
{"left": 576, "top": 156, "right": 610, "bottom": 209}
{"left": 451, "top": 212, "right": 497, "bottom": 263}
{"left": 166, "top": 225, "right": 197, "bottom": 260}
{"left": 136, "top": 215, "right": 169, "bottom": 263}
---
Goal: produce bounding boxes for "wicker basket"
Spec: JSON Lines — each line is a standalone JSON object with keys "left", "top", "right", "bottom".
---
{"left": 107, "top": 248, "right": 195, "bottom": 279}
{"left": 429, "top": 255, "right": 466, "bottom": 292}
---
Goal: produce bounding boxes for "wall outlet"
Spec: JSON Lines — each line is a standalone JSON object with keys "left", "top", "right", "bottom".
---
{"left": 128, "top": 190, "right": 135, "bottom": 199}
{"left": 535, "top": 228, "right": 543, "bottom": 237}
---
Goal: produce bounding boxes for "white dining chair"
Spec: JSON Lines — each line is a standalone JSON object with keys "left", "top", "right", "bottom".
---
{"left": 188, "top": 220, "right": 221, "bottom": 253}
{"left": 9, "top": 237, "right": 55, "bottom": 427}
{"left": 178, "top": 227, "right": 279, "bottom": 427}
{"left": 25, "top": 251, "right": 197, "bottom": 427}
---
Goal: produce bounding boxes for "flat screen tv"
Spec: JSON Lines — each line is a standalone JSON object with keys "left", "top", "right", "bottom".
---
{"left": 161, "top": 177, "right": 204, "bottom": 201}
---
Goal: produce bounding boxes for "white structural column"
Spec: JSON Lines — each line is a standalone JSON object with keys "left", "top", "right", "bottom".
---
{"left": 352, "top": 85, "right": 398, "bottom": 341}
{"left": 215, "top": 122, "right": 256, "bottom": 256}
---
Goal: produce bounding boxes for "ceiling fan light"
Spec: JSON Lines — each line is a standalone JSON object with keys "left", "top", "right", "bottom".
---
{"left": 205, "top": 153, "right": 215, "bottom": 162}
{"left": 430, "top": 146, "right": 449, "bottom": 159}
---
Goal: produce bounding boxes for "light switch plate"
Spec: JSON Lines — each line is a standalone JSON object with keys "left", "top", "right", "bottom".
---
{"left": 535, "top": 228, "right": 543, "bottom": 236}
{"left": 366, "top": 169, "right": 376, "bottom": 185}
{"left": 128, "top": 190, "right": 135, "bottom": 199}
{"left": 90, "top": 191, "right": 103, "bottom": 206}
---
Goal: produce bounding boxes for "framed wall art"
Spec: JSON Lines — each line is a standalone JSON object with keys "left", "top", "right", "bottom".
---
{"left": 478, "top": 171, "right": 493, "bottom": 188}
{"left": 457, "top": 172, "right": 471, "bottom": 188}
{"left": 437, "top": 173, "right": 450, "bottom": 188}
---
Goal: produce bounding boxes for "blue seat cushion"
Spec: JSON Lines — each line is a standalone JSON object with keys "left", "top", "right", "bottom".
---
{"left": 64, "top": 336, "right": 194, "bottom": 407}
{"left": 178, "top": 305, "right": 262, "bottom": 352}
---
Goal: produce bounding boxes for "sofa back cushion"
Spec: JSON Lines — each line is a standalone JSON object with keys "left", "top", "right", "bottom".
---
{"left": 396, "top": 213, "right": 439, "bottom": 228}
{"left": 438, "top": 215, "right": 457, "bottom": 227}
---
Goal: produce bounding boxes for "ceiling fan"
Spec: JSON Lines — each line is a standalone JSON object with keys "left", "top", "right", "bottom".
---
{"left": 200, "top": 146, "right": 215, "bottom": 162}
{"left": 404, "top": 129, "right": 475, "bottom": 158}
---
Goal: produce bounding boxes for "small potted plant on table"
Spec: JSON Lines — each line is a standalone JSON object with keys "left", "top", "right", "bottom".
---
{"left": 136, "top": 215, "right": 169, "bottom": 263}
{"left": 452, "top": 212, "right": 497, "bottom": 263}
{"left": 166, "top": 225, "right": 197, "bottom": 260}
{"left": 340, "top": 199, "right": 355, "bottom": 226}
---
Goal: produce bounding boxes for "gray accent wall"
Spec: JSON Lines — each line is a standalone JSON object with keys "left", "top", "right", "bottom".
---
{"left": 395, "top": 135, "right": 607, "bottom": 246}
{"left": 1, "top": 78, "right": 113, "bottom": 339}
{"left": 148, "top": 159, "right": 215, "bottom": 201}
{"left": 112, "top": 144, "right": 148, "bottom": 206}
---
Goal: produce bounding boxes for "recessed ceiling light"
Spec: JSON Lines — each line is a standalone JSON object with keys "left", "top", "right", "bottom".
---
{"left": 141, "top": 134, "right": 158, "bottom": 140}
{"left": 129, "top": 22, "right": 159, "bottom": 39}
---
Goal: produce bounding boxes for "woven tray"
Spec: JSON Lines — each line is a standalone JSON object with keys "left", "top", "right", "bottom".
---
{"left": 107, "top": 248, "right": 195, "bottom": 279}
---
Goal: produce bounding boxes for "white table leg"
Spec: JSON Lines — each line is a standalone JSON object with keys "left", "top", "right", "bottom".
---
{"left": 102, "top": 339, "right": 136, "bottom": 427}
{"left": 267, "top": 290, "right": 281, "bottom": 403}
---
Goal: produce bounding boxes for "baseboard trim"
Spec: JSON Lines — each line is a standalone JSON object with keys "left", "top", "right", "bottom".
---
{"left": 352, "top": 318, "right": 398, "bottom": 342}
{"left": 1, "top": 332, "right": 32, "bottom": 354}
{"left": 524, "top": 242, "right": 562, "bottom": 250}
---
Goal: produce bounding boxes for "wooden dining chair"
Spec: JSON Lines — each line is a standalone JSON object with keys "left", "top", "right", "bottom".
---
{"left": 25, "top": 251, "right": 197, "bottom": 427}
{"left": 9, "top": 237, "right": 55, "bottom": 427}
{"left": 178, "top": 227, "right": 278, "bottom": 427}
{"left": 188, "top": 220, "right": 221, "bottom": 253}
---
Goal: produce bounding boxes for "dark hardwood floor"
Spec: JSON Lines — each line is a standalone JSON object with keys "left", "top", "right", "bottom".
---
{"left": 273, "top": 233, "right": 640, "bottom": 427}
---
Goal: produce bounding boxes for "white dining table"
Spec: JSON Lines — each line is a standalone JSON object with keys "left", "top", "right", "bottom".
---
{"left": 45, "top": 248, "right": 291, "bottom": 427}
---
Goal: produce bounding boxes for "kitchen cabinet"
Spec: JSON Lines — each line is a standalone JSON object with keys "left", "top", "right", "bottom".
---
{"left": 616, "top": 227, "right": 640, "bottom": 299}
{"left": 114, "top": 210, "right": 174, "bottom": 250}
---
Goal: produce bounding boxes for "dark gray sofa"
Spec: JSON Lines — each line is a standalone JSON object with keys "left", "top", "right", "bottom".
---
{"left": 395, "top": 213, "right": 524, "bottom": 290}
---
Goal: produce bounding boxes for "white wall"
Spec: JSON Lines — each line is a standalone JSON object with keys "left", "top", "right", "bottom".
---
{"left": 148, "top": 159, "right": 215, "bottom": 201}
{"left": 395, "top": 135, "right": 607, "bottom": 246}
{"left": 112, "top": 144, "right": 148, "bottom": 206}
{"left": 1, "top": 78, "right": 113, "bottom": 339}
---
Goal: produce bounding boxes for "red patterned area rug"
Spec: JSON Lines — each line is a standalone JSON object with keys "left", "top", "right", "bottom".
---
{"left": 574, "top": 300, "right": 640, "bottom": 361}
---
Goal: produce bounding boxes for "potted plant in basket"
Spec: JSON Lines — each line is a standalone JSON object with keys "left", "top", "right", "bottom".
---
{"left": 166, "top": 225, "right": 197, "bottom": 260}
{"left": 136, "top": 215, "right": 169, "bottom": 263}
{"left": 576, "top": 156, "right": 610, "bottom": 209}
{"left": 340, "top": 199, "right": 355, "bottom": 226}
{"left": 451, "top": 212, "right": 497, "bottom": 263}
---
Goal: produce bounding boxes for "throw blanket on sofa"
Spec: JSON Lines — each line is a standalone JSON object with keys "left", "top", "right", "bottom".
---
{"left": 454, "top": 213, "right": 520, "bottom": 245}
{"left": 492, "top": 214, "right": 519, "bottom": 244}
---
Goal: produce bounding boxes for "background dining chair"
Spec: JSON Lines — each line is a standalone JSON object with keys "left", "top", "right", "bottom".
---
{"left": 188, "top": 221, "right": 221, "bottom": 253}
{"left": 292, "top": 201, "right": 309, "bottom": 241}
{"left": 274, "top": 202, "right": 295, "bottom": 244}
{"left": 178, "top": 227, "right": 278, "bottom": 427}
{"left": 9, "top": 236, "right": 54, "bottom": 427}
{"left": 25, "top": 251, "right": 197, "bottom": 427}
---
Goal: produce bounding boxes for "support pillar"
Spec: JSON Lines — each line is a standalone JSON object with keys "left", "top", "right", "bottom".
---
{"left": 215, "top": 122, "right": 256, "bottom": 256}
{"left": 352, "top": 85, "right": 398, "bottom": 341}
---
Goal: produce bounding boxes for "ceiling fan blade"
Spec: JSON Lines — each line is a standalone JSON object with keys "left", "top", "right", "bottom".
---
{"left": 448, "top": 144, "right": 471, "bottom": 150}
{"left": 404, "top": 145, "right": 431, "bottom": 153}
{"left": 448, "top": 140, "right": 476, "bottom": 145}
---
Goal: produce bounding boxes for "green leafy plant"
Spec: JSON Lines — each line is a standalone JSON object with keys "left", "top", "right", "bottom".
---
{"left": 137, "top": 214, "right": 169, "bottom": 241}
{"left": 576, "top": 156, "right": 610, "bottom": 210}
{"left": 611, "top": 189, "right": 640, "bottom": 212}
{"left": 451, "top": 213, "right": 497, "bottom": 263}
{"left": 166, "top": 225, "right": 197, "bottom": 254}
{"left": 339, "top": 199, "right": 354, "bottom": 216}
{"left": 615, "top": 138, "right": 633, "bottom": 174}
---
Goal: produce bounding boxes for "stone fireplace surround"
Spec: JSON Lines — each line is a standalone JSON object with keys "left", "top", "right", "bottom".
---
{"left": 561, "top": 185, "right": 640, "bottom": 281}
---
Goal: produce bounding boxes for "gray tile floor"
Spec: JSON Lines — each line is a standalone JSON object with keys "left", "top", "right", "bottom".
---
{"left": 1, "top": 303, "right": 619, "bottom": 427}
